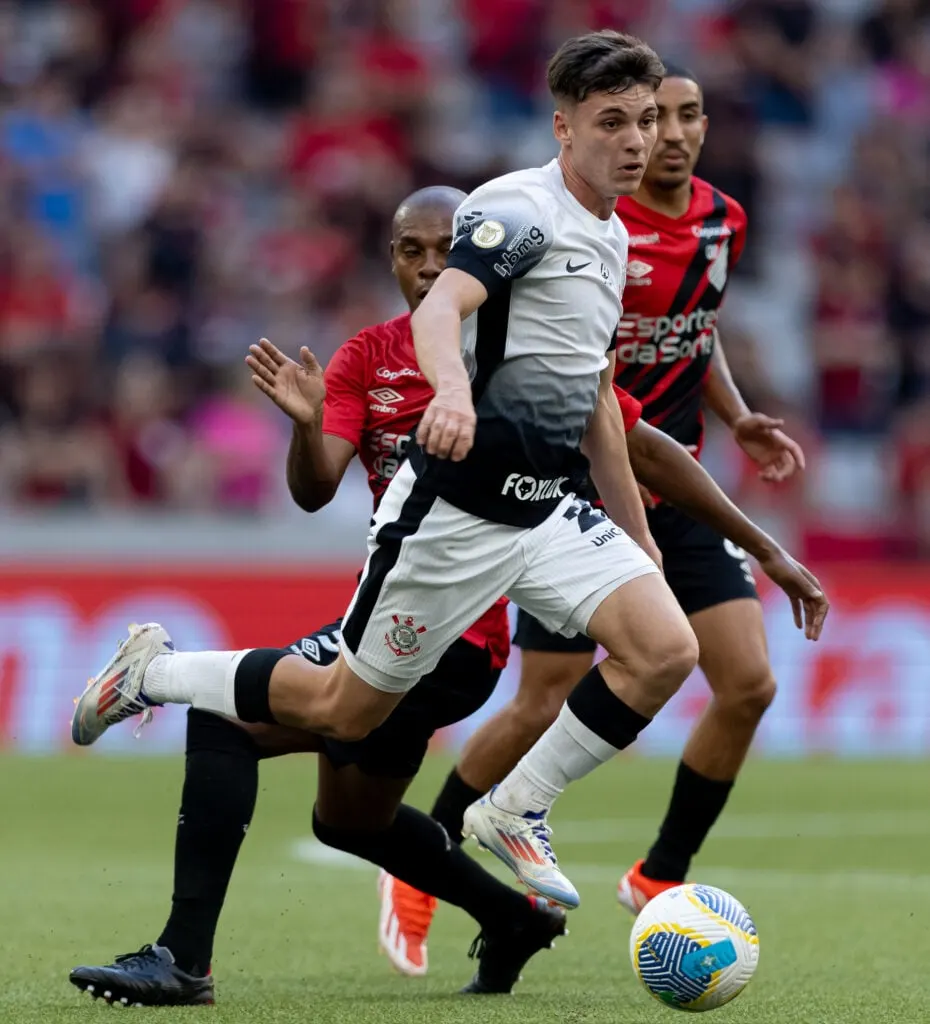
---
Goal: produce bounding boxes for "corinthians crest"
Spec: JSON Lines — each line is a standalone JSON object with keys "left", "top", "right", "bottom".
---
{"left": 384, "top": 614, "right": 427, "bottom": 657}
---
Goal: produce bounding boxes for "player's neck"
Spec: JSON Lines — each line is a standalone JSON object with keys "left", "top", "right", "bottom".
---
{"left": 632, "top": 179, "right": 693, "bottom": 219}
{"left": 558, "top": 154, "right": 616, "bottom": 220}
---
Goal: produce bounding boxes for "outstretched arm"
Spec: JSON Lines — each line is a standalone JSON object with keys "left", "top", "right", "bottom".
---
{"left": 247, "top": 338, "right": 356, "bottom": 512}
{"left": 627, "top": 419, "right": 828, "bottom": 639}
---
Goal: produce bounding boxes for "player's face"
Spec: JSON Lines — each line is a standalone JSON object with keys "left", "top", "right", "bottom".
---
{"left": 555, "top": 85, "right": 659, "bottom": 198}
{"left": 645, "top": 77, "right": 707, "bottom": 190}
{"left": 390, "top": 212, "right": 454, "bottom": 312}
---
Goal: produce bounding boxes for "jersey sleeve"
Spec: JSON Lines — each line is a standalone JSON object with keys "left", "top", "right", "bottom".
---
{"left": 612, "top": 384, "right": 642, "bottom": 433}
{"left": 446, "top": 185, "right": 553, "bottom": 297}
{"left": 321, "top": 334, "right": 370, "bottom": 450}
{"left": 727, "top": 199, "right": 748, "bottom": 269}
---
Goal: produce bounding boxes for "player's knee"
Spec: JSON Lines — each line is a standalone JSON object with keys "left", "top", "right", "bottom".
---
{"left": 648, "top": 626, "right": 699, "bottom": 691}
{"left": 716, "top": 671, "right": 777, "bottom": 724}
{"left": 616, "top": 623, "right": 698, "bottom": 703}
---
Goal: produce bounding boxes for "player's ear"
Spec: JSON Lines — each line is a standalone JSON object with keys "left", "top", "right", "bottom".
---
{"left": 553, "top": 108, "right": 572, "bottom": 147}
{"left": 389, "top": 240, "right": 397, "bottom": 277}
{"left": 699, "top": 114, "right": 708, "bottom": 145}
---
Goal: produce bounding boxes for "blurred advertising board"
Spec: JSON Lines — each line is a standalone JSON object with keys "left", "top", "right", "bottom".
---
{"left": 1, "top": 564, "right": 928, "bottom": 756}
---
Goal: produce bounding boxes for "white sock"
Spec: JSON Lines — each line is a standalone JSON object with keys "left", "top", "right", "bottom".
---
{"left": 142, "top": 650, "right": 252, "bottom": 718}
{"left": 492, "top": 703, "right": 621, "bottom": 816}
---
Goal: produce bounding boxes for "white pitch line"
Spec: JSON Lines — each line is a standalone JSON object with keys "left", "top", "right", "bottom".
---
{"left": 289, "top": 840, "right": 930, "bottom": 893}
{"left": 551, "top": 810, "right": 930, "bottom": 843}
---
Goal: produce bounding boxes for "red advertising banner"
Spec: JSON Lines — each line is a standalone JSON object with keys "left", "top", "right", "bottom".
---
{"left": 1, "top": 563, "right": 929, "bottom": 756}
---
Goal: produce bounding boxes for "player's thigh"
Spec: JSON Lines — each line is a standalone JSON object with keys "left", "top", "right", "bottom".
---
{"left": 321, "top": 638, "right": 500, "bottom": 782}
{"left": 585, "top": 572, "right": 697, "bottom": 687}
{"left": 690, "top": 599, "right": 774, "bottom": 706}
{"left": 231, "top": 620, "right": 347, "bottom": 755}
{"left": 239, "top": 721, "right": 325, "bottom": 757}
{"left": 340, "top": 462, "right": 523, "bottom": 694}
{"left": 513, "top": 608, "right": 596, "bottom": 714}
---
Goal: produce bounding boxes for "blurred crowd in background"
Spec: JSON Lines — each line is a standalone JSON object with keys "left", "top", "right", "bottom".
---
{"left": 0, "top": 0, "right": 927, "bottom": 560}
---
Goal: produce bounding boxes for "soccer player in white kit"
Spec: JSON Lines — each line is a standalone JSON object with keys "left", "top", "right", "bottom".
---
{"left": 72, "top": 31, "right": 706, "bottom": 908}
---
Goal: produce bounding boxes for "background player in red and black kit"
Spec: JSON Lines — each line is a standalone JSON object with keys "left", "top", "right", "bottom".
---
{"left": 68, "top": 188, "right": 567, "bottom": 1006}
{"left": 401, "top": 66, "right": 811, "bottom": 925}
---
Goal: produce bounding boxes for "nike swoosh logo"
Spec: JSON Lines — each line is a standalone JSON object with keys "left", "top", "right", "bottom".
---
{"left": 566, "top": 259, "right": 591, "bottom": 274}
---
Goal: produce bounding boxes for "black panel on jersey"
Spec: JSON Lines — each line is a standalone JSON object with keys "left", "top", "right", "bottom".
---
{"left": 665, "top": 189, "right": 728, "bottom": 320}
{"left": 341, "top": 482, "right": 437, "bottom": 654}
{"left": 471, "top": 282, "right": 513, "bottom": 404}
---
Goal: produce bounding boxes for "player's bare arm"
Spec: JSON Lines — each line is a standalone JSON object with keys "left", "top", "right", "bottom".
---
{"left": 412, "top": 268, "right": 486, "bottom": 462}
{"left": 246, "top": 338, "right": 355, "bottom": 512}
{"left": 627, "top": 419, "right": 828, "bottom": 639}
{"left": 703, "top": 331, "right": 806, "bottom": 483}
{"left": 581, "top": 354, "right": 661, "bottom": 568}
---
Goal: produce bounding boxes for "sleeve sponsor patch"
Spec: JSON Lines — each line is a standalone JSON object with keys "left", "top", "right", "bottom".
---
{"left": 448, "top": 190, "right": 552, "bottom": 294}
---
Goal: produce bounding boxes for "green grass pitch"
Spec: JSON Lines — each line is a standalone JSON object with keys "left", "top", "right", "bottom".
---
{"left": 2, "top": 753, "right": 926, "bottom": 1023}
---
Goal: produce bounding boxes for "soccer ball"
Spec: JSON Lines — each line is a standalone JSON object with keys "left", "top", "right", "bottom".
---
{"left": 629, "top": 883, "right": 759, "bottom": 1012}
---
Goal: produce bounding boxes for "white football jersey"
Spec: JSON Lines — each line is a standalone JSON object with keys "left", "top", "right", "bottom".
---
{"left": 410, "top": 158, "right": 629, "bottom": 526}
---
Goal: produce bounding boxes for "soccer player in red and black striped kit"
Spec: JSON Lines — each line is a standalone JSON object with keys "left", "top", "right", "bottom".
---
{"left": 387, "top": 65, "right": 810, "bottom": 937}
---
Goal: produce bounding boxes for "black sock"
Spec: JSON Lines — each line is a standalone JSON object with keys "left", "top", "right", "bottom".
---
{"left": 233, "top": 648, "right": 288, "bottom": 724}
{"left": 157, "top": 710, "right": 259, "bottom": 974}
{"left": 313, "top": 804, "right": 533, "bottom": 932}
{"left": 429, "top": 769, "right": 482, "bottom": 845}
{"left": 641, "top": 761, "right": 734, "bottom": 882}
{"left": 567, "top": 665, "right": 652, "bottom": 750}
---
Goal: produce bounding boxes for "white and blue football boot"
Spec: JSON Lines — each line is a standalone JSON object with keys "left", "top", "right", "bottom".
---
{"left": 462, "top": 788, "right": 580, "bottom": 909}
{"left": 71, "top": 622, "right": 173, "bottom": 746}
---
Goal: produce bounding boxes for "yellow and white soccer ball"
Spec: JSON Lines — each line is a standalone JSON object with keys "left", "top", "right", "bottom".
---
{"left": 629, "top": 883, "right": 759, "bottom": 1012}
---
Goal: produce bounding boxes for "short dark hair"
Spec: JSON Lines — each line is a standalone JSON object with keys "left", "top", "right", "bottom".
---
{"left": 662, "top": 62, "right": 701, "bottom": 90}
{"left": 547, "top": 30, "right": 666, "bottom": 105}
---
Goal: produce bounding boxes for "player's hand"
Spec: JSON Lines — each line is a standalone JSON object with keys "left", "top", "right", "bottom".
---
{"left": 246, "top": 339, "right": 325, "bottom": 427}
{"left": 732, "top": 413, "right": 806, "bottom": 483}
{"left": 417, "top": 387, "right": 476, "bottom": 461}
{"left": 756, "top": 548, "right": 829, "bottom": 641}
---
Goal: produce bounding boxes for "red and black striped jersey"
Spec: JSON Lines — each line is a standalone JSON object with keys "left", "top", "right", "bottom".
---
{"left": 614, "top": 177, "right": 747, "bottom": 458}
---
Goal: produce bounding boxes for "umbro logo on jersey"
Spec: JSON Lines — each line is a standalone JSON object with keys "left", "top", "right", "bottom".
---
{"left": 369, "top": 386, "right": 404, "bottom": 413}
{"left": 626, "top": 260, "right": 653, "bottom": 285}
{"left": 369, "top": 387, "right": 404, "bottom": 405}
{"left": 566, "top": 259, "right": 591, "bottom": 274}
